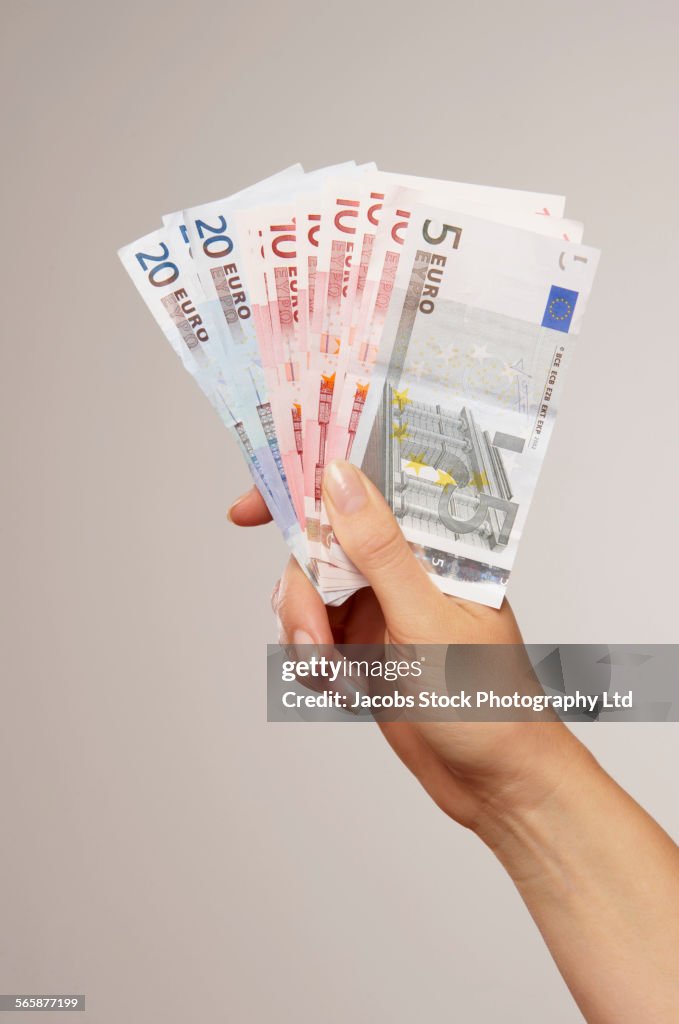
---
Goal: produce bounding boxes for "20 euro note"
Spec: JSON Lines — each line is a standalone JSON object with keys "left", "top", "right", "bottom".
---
{"left": 117, "top": 224, "right": 307, "bottom": 564}
{"left": 347, "top": 204, "right": 599, "bottom": 607}
{"left": 179, "top": 167, "right": 308, "bottom": 531}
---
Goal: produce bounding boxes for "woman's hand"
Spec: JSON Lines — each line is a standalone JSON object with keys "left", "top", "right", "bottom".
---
{"left": 229, "top": 459, "right": 578, "bottom": 835}
{"left": 230, "top": 460, "right": 679, "bottom": 1024}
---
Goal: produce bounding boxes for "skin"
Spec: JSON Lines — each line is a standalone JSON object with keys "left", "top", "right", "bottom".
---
{"left": 229, "top": 460, "right": 679, "bottom": 1023}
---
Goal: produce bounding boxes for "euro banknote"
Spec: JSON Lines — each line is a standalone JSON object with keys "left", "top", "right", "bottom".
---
{"left": 119, "top": 163, "right": 598, "bottom": 608}
{"left": 352, "top": 204, "right": 599, "bottom": 605}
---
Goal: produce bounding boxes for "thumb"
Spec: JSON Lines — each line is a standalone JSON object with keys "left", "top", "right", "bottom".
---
{"left": 322, "top": 460, "right": 446, "bottom": 642}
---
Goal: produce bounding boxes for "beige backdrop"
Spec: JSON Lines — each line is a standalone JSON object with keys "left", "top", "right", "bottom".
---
{"left": 2, "top": 2, "right": 678, "bottom": 1021}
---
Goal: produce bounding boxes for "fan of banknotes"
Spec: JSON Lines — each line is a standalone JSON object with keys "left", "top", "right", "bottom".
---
{"left": 119, "top": 162, "right": 599, "bottom": 608}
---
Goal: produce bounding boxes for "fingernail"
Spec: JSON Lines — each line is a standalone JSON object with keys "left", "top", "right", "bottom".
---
{"left": 323, "top": 461, "right": 368, "bottom": 516}
{"left": 277, "top": 627, "right": 317, "bottom": 656}
{"left": 226, "top": 498, "right": 243, "bottom": 522}
{"left": 292, "top": 629, "right": 318, "bottom": 661}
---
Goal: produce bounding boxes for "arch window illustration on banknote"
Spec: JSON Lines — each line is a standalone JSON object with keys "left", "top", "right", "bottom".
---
{"left": 384, "top": 384, "right": 521, "bottom": 552}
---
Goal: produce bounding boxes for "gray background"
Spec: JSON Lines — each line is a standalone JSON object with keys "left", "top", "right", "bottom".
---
{"left": 1, "top": 1, "right": 678, "bottom": 1021}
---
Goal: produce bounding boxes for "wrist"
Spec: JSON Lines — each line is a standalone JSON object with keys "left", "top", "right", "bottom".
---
{"left": 471, "top": 725, "right": 602, "bottom": 882}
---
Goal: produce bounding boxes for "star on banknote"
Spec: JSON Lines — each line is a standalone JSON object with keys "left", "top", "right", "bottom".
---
{"left": 392, "top": 388, "right": 412, "bottom": 412}
{"left": 405, "top": 453, "right": 428, "bottom": 475}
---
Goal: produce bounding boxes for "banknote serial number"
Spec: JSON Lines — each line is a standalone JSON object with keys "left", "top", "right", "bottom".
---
{"left": 0, "top": 995, "right": 84, "bottom": 1011}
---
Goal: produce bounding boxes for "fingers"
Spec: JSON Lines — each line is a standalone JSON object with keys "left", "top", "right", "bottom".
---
{"left": 274, "top": 557, "right": 334, "bottom": 648}
{"left": 227, "top": 486, "right": 273, "bottom": 526}
{"left": 322, "top": 460, "right": 447, "bottom": 642}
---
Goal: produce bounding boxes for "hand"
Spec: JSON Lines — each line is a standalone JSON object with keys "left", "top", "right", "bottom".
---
{"left": 229, "top": 459, "right": 579, "bottom": 834}
{"left": 229, "top": 460, "right": 679, "bottom": 1024}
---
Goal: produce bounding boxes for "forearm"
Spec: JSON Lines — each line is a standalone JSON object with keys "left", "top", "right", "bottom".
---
{"left": 476, "top": 729, "right": 679, "bottom": 1024}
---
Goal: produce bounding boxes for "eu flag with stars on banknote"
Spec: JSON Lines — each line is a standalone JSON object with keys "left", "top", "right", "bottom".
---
{"left": 542, "top": 285, "right": 578, "bottom": 333}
